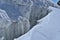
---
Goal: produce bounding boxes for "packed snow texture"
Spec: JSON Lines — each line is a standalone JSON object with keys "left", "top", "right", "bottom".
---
{"left": 0, "top": 0, "right": 60, "bottom": 40}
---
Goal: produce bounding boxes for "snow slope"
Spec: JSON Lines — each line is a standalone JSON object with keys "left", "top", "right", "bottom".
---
{"left": 31, "top": 7, "right": 60, "bottom": 40}
{"left": 15, "top": 7, "right": 60, "bottom": 40}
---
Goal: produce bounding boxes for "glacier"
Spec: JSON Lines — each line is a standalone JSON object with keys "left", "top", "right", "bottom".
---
{"left": 0, "top": 0, "right": 60, "bottom": 40}
{"left": 15, "top": 7, "right": 60, "bottom": 40}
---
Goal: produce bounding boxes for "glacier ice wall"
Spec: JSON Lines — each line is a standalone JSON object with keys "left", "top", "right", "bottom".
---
{"left": 0, "top": 0, "right": 60, "bottom": 40}
{"left": 0, "top": 9, "right": 30, "bottom": 40}
{"left": 29, "top": 0, "right": 60, "bottom": 27}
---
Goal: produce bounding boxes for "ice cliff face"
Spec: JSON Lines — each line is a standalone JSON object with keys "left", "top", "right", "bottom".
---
{"left": 0, "top": 9, "right": 30, "bottom": 40}
{"left": 29, "top": 0, "right": 60, "bottom": 27}
{"left": 0, "top": 3, "right": 31, "bottom": 40}
{"left": 0, "top": 0, "right": 60, "bottom": 40}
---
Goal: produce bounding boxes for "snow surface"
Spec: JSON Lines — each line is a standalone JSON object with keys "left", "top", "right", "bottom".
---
{"left": 15, "top": 7, "right": 60, "bottom": 40}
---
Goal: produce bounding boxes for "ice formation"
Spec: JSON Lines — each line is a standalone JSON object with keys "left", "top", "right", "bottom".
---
{"left": 0, "top": 3, "right": 31, "bottom": 40}
{"left": 0, "top": 0, "right": 60, "bottom": 40}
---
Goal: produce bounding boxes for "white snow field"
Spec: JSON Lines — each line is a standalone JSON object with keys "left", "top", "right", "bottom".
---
{"left": 15, "top": 7, "right": 60, "bottom": 40}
